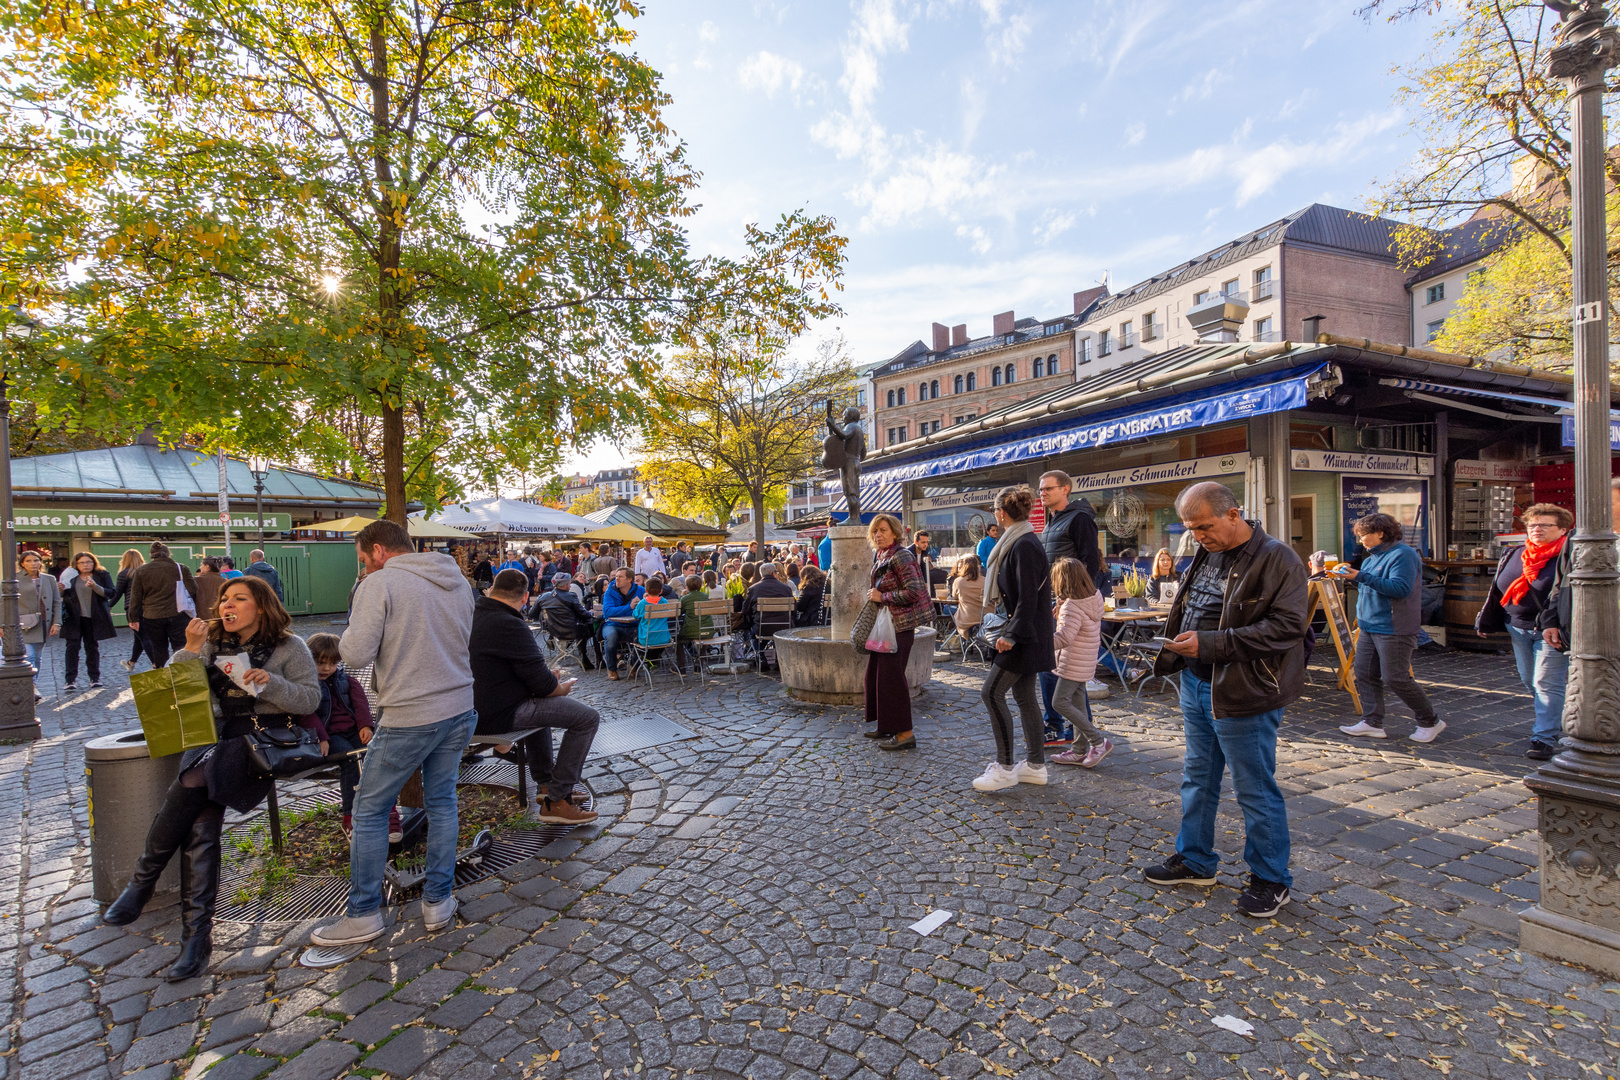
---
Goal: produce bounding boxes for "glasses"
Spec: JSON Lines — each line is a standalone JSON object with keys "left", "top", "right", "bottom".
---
{"left": 1525, "top": 523, "right": 1561, "bottom": 531}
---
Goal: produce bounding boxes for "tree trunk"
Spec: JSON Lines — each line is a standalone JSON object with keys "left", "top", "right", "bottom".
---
{"left": 752, "top": 491, "right": 766, "bottom": 549}
{"left": 370, "top": 17, "right": 407, "bottom": 525}
{"left": 383, "top": 402, "right": 407, "bottom": 524}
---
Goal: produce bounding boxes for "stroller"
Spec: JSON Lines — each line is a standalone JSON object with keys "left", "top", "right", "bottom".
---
{"left": 962, "top": 612, "right": 1004, "bottom": 665}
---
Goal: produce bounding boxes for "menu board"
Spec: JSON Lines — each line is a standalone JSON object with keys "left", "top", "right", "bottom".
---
{"left": 1342, "top": 477, "right": 1429, "bottom": 557}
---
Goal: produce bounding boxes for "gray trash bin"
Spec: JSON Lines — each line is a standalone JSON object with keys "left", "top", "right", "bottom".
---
{"left": 85, "top": 730, "right": 182, "bottom": 904}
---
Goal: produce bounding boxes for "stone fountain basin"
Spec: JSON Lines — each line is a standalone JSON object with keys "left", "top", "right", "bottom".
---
{"left": 774, "top": 626, "right": 935, "bottom": 705}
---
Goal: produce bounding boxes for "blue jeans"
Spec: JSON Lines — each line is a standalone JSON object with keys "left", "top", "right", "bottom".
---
{"left": 1507, "top": 624, "right": 1567, "bottom": 745}
{"left": 602, "top": 622, "right": 631, "bottom": 670}
{"left": 347, "top": 709, "right": 477, "bottom": 914}
{"left": 1176, "top": 672, "right": 1292, "bottom": 887}
{"left": 1039, "top": 670, "right": 1061, "bottom": 730}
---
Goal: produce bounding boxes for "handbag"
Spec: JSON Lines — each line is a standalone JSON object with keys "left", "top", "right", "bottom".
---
{"left": 132, "top": 659, "right": 218, "bottom": 758}
{"left": 176, "top": 578, "right": 197, "bottom": 617}
{"left": 849, "top": 599, "right": 881, "bottom": 653}
{"left": 243, "top": 716, "right": 327, "bottom": 778}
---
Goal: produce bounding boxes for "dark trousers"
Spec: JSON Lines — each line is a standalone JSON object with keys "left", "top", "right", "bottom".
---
{"left": 141, "top": 614, "right": 190, "bottom": 667}
{"left": 328, "top": 731, "right": 365, "bottom": 814}
{"left": 1038, "top": 670, "right": 1060, "bottom": 731}
{"left": 864, "top": 629, "right": 915, "bottom": 734}
{"left": 127, "top": 628, "right": 146, "bottom": 665}
{"left": 508, "top": 695, "right": 601, "bottom": 801}
{"left": 65, "top": 620, "right": 101, "bottom": 683}
{"left": 1353, "top": 632, "right": 1437, "bottom": 728}
{"left": 983, "top": 665, "right": 1044, "bottom": 766}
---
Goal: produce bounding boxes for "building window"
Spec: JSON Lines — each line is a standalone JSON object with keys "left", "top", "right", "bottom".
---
{"left": 1032, "top": 356, "right": 1044, "bottom": 378}
{"left": 1193, "top": 289, "right": 1210, "bottom": 306}
{"left": 930, "top": 379, "right": 939, "bottom": 398}
{"left": 966, "top": 371, "right": 976, "bottom": 390}
{"left": 886, "top": 389, "right": 895, "bottom": 408}
{"left": 887, "top": 426, "right": 909, "bottom": 445}
{"left": 1252, "top": 265, "right": 1273, "bottom": 302}
{"left": 1253, "top": 316, "right": 1274, "bottom": 342}
{"left": 1141, "top": 312, "right": 1156, "bottom": 341}
{"left": 897, "top": 387, "right": 906, "bottom": 405}
{"left": 1120, "top": 320, "right": 1136, "bottom": 349}
{"left": 1426, "top": 283, "right": 1445, "bottom": 305}
{"left": 1221, "top": 278, "right": 1240, "bottom": 299}
{"left": 1077, "top": 338, "right": 1091, "bottom": 364}
{"left": 919, "top": 381, "right": 929, "bottom": 401}
{"left": 991, "top": 366, "right": 1002, "bottom": 387}
{"left": 1426, "top": 319, "right": 1445, "bottom": 342}
{"left": 1004, "top": 363, "right": 1015, "bottom": 384}
{"left": 953, "top": 374, "right": 963, "bottom": 394}
{"left": 1047, "top": 352, "right": 1059, "bottom": 374}
{"left": 1098, "top": 329, "right": 1112, "bottom": 356}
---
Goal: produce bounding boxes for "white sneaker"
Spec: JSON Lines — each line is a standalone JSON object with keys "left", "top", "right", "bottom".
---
{"left": 422, "top": 894, "right": 458, "bottom": 932}
{"left": 972, "top": 762, "right": 1019, "bottom": 792}
{"left": 1339, "top": 720, "right": 1388, "bottom": 739}
{"left": 310, "top": 911, "right": 385, "bottom": 947}
{"left": 1085, "top": 680, "right": 1110, "bottom": 701}
{"left": 1014, "top": 761, "right": 1048, "bottom": 785}
{"left": 120, "top": 659, "right": 136, "bottom": 672}
{"left": 1409, "top": 720, "right": 1447, "bottom": 744}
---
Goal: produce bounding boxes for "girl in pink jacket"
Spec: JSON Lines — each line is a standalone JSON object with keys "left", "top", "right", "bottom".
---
{"left": 1048, "top": 558, "right": 1114, "bottom": 768}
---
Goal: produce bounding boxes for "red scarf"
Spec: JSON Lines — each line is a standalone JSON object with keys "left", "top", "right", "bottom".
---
{"left": 1502, "top": 535, "right": 1565, "bottom": 608}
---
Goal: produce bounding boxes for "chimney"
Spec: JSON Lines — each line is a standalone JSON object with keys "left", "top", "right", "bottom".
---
{"left": 1301, "top": 314, "right": 1326, "bottom": 342}
{"left": 992, "top": 310, "right": 1015, "bottom": 336}
{"left": 931, "top": 322, "right": 950, "bottom": 352}
{"left": 951, "top": 324, "right": 968, "bottom": 346}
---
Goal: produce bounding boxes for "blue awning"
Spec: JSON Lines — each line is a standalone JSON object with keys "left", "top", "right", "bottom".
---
{"left": 864, "top": 364, "right": 1327, "bottom": 487}
{"left": 1377, "top": 378, "right": 1596, "bottom": 414}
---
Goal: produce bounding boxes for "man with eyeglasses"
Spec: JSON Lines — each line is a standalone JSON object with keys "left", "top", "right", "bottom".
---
{"left": 1036, "top": 470, "right": 1120, "bottom": 734}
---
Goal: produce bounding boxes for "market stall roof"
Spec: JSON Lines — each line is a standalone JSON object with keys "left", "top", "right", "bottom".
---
{"left": 579, "top": 501, "right": 729, "bottom": 542}
{"left": 726, "top": 521, "right": 800, "bottom": 544}
{"left": 418, "top": 497, "right": 585, "bottom": 536}
{"left": 12, "top": 443, "right": 385, "bottom": 506}
{"left": 574, "top": 522, "right": 656, "bottom": 543}
{"left": 297, "top": 514, "right": 478, "bottom": 539}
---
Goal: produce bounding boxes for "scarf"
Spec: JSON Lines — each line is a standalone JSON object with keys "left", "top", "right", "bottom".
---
{"left": 982, "top": 519, "right": 1034, "bottom": 614}
{"left": 1502, "top": 535, "right": 1565, "bottom": 608}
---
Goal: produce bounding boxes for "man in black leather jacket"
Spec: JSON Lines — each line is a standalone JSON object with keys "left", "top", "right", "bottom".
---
{"left": 1143, "top": 482, "right": 1306, "bottom": 920}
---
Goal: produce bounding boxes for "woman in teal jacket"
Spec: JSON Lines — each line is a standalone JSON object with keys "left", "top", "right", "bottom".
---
{"left": 1336, "top": 513, "right": 1442, "bottom": 743}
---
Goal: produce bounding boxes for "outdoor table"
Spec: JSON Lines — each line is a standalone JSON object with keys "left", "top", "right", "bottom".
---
{"left": 1101, "top": 605, "right": 1170, "bottom": 690}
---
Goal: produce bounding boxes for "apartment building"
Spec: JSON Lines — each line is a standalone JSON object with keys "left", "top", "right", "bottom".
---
{"left": 1407, "top": 217, "right": 1509, "bottom": 344}
{"left": 1075, "top": 204, "right": 1412, "bottom": 371}
{"left": 867, "top": 288, "right": 1107, "bottom": 450}
{"left": 594, "top": 467, "right": 643, "bottom": 503}
{"left": 559, "top": 473, "right": 595, "bottom": 507}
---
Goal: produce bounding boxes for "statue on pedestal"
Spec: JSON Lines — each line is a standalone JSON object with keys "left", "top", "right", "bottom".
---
{"left": 823, "top": 401, "right": 866, "bottom": 519}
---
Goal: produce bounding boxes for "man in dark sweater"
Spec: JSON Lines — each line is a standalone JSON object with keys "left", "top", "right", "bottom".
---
{"left": 1036, "top": 470, "right": 1117, "bottom": 738}
{"left": 469, "top": 570, "right": 599, "bottom": 824}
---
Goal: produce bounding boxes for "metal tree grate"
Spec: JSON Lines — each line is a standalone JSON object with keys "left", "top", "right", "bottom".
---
{"left": 587, "top": 712, "right": 697, "bottom": 759}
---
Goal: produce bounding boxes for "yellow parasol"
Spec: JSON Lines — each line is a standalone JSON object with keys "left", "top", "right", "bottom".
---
{"left": 295, "top": 515, "right": 477, "bottom": 540}
{"left": 575, "top": 522, "right": 661, "bottom": 544}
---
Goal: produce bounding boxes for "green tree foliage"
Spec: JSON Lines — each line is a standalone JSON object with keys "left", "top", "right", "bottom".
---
{"left": 2, "top": 0, "right": 845, "bottom": 520}
{"left": 639, "top": 334, "right": 855, "bottom": 548}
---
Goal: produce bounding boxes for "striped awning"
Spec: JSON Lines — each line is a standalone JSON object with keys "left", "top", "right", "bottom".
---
{"left": 827, "top": 485, "right": 904, "bottom": 516}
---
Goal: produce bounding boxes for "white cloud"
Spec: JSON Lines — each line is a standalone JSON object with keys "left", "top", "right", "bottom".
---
{"left": 1033, "top": 210, "right": 1076, "bottom": 245}
{"left": 698, "top": 20, "right": 720, "bottom": 42}
{"left": 1177, "top": 68, "right": 1228, "bottom": 103}
{"left": 854, "top": 143, "right": 1002, "bottom": 230}
{"left": 1125, "top": 121, "right": 1146, "bottom": 146}
{"left": 956, "top": 224, "right": 992, "bottom": 254}
{"left": 739, "top": 51, "right": 807, "bottom": 98}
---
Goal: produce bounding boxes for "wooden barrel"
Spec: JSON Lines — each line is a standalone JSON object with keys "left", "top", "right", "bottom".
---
{"left": 1444, "top": 566, "right": 1510, "bottom": 652}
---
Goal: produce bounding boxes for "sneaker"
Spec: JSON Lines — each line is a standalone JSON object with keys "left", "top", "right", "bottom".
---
{"left": 387, "top": 807, "right": 404, "bottom": 844}
{"left": 421, "top": 895, "right": 458, "bottom": 932}
{"left": 1081, "top": 738, "right": 1114, "bottom": 768}
{"left": 1085, "top": 679, "right": 1110, "bottom": 701}
{"left": 61, "top": 683, "right": 78, "bottom": 693}
{"left": 1042, "top": 729, "right": 1071, "bottom": 748}
{"left": 120, "top": 659, "right": 136, "bottom": 672}
{"left": 341, "top": 815, "right": 353, "bottom": 840}
{"left": 1338, "top": 720, "right": 1387, "bottom": 739}
{"left": 538, "top": 797, "right": 599, "bottom": 825}
{"left": 89, "top": 681, "right": 103, "bottom": 689}
{"left": 1526, "top": 740, "right": 1556, "bottom": 761}
{"left": 1014, "top": 761, "right": 1048, "bottom": 785}
{"left": 309, "top": 912, "right": 386, "bottom": 947}
{"left": 1409, "top": 719, "right": 1447, "bottom": 744}
{"left": 971, "top": 762, "right": 1019, "bottom": 792}
{"left": 1236, "top": 875, "right": 1291, "bottom": 918}
{"left": 1050, "top": 748, "right": 1085, "bottom": 766}
{"left": 1143, "top": 853, "right": 1218, "bottom": 887}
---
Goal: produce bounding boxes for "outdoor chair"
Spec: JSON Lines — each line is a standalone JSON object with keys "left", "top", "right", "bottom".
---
{"left": 627, "top": 605, "right": 685, "bottom": 689}
{"left": 753, "top": 597, "right": 796, "bottom": 673}
{"left": 465, "top": 732, "right": 538, "bottom": 807}
{"left": 692, "top": 599, "right": 745, "bottom": 682}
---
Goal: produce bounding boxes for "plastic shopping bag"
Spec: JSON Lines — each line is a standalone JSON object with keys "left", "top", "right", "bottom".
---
{"left": 865, "top": 606, "right": 898, "bottom": 654}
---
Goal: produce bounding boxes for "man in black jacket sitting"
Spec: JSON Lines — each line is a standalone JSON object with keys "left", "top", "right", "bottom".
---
{"left": 470, "top": 570, "right": 599, "bottom": 825}
{"left": 534, "top": 572, "right": 601, "bottom": 669}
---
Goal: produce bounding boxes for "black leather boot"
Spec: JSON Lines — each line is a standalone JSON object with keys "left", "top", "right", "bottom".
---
{"left": 167, "top": 808, "right": 221, "bottom": 982}
{"left": 104, "top": 786, "right": 201, "bottom": 926}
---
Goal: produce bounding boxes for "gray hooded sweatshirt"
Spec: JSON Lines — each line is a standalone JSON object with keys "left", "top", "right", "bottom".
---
{"left": 340, "top": 552, "right": 476, "bottom": 728}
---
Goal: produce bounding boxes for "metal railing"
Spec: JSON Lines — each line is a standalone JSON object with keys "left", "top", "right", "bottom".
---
{"left": 1251, "top": 280, "right": 1275, "bottom": 303}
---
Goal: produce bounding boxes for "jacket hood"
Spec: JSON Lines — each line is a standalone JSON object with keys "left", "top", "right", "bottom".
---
{"left": 385, "top": 552, "right": 469, "bottom": 592}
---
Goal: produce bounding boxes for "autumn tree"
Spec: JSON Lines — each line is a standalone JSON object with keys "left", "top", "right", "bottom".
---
{"left": 4, "top": 0, "right": 845, "bottom": 519}
{"left": 566, "top": 485, "right": 614, "bottom": 517}
{"left": 639, "top": 335, "right": 856, "bottom": 548}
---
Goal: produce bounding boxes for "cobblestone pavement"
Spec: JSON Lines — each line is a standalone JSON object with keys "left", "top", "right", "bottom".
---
{"left": 4, "top": 623, "right": 1619, "bottom": 1080}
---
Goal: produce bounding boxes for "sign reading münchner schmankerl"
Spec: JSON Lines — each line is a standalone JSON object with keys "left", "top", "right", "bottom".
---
{"left": 12, "top": 507, "right": 294, "bottom": 533}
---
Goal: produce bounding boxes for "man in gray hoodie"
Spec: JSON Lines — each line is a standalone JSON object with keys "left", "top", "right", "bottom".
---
{"left": 312, "top": 519, "right": 476, "bottom": 946}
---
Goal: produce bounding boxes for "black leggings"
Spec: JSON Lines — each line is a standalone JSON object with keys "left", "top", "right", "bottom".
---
{"left": 982, "top": 665, "right": 1045, "bottom": 767}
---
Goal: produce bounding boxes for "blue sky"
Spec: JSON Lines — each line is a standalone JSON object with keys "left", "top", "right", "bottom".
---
{"left": 558, "top": 0, "right": 1441, "bottom": 478}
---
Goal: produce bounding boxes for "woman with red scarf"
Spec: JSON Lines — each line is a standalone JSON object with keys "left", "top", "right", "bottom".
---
{"left": 1476, "top": 503, "right": 1573, "bottom": 761}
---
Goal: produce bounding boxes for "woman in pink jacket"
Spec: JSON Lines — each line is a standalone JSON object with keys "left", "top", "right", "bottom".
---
{"left": 1048, "top": 557, "right": 1114, "bottom": 767}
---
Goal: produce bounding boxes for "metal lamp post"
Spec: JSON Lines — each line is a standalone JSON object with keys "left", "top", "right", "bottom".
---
{"left": 248, "top": 456, "right": 269, "bottom": 545}
{"left": 0, "top": 310, "right": 41, "bottom": 741}
{"left": 1522, "top": 0, "right": 1620, "bottom": 978}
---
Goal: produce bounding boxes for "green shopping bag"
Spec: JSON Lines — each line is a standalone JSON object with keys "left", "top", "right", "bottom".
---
{"left": 132, "top": 659, "right": 217, "bottom": 758}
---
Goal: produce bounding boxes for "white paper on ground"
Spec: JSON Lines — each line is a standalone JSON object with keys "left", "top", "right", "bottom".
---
{"left": 214, "top": 653, "right": 261, "bottom": 696}
{"left": 1212, "top": 1014, "right": 1255, "bottom": 1037}
{"left": 908, "top": 910, "right": 953, "bottom": 936}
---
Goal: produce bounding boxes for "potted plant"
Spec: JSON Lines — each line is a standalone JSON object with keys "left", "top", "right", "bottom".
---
{"left": 1119, "top": 569, "right": 1148, "bottom": 610}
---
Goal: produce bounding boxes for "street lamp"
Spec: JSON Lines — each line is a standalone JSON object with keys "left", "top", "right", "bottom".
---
{"left": 1522, "top": 0, "right": 1620, "bottom": 979}
{"left": 0, "top": 308, "right": 41, "bottom": 741}
{"left": 247, "top": 456, "right": 270, "bottom": 545}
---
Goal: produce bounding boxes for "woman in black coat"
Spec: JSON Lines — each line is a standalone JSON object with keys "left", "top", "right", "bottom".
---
{"left": 976, "top": 486, "right": 1056, "bottom": 792}
{"left": 61, "top": 552, "right": 117, "bottom": 690}
{"left": 113, "top": 548, "right": 149, "bottom": 671}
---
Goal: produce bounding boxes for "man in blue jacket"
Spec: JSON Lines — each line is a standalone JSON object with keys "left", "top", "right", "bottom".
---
{"left": 1337, "top": 513, "right": 1443, "bottom": 743}
{"left": 600, "top": 567, "right": 644, "bottom": 680}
